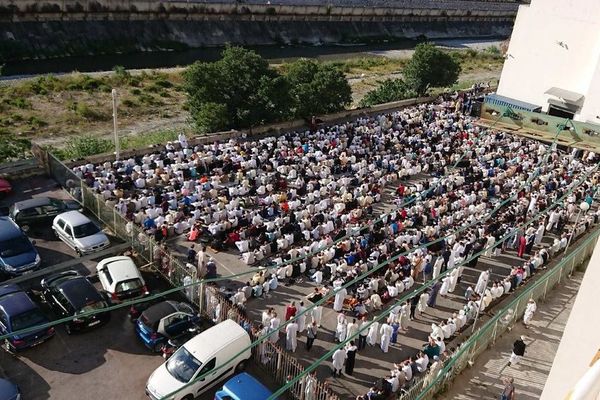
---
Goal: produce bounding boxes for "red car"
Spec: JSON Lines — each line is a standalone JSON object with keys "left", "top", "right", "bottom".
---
{"left": 0, "top": 178, "right": 11, "bottom": 195}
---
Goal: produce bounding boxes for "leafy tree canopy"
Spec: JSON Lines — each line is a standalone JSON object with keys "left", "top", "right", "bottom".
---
{"left": 359, "top": 78, "right": 416, "bottom": 108}
{"left": 403, "top": 43, "right": 461, "bottom": 96}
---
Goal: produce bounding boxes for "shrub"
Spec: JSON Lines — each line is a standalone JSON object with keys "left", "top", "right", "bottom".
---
{"left": 73, "top": 102, "right": 109, "bottom": 121}
{"left": 359, "top": 78, "right": 417, "bottom": 107}
{"left": 0, "top": 135, "right": 31, "bottom": 163}
{"left": 63, "top": 135, "right": 113, "bottom": 159}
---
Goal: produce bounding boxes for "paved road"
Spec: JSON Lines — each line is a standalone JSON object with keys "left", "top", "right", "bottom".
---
{"left": 443, "top": 272, "right": 583, "bottom": 400}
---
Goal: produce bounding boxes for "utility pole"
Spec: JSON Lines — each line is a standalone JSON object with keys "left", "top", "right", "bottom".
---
{"left": 112, "top": 89, "right": 120, "bottom": 161}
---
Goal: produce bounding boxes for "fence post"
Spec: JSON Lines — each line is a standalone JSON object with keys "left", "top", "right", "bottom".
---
{"left": 276, "top": 351, "right": 283, "bottom": 382}
{"left": 542, "top": 278, "right": 549, "bottom": 301}
{"left": 557, "top": 265, "right": 563, "bottom": 284}
{"left": 491, "top": 320, "right": 498, "bottom": 344}
{"left": 81, "top": 180, "right": 85, "bottom": 207}
{"left": 198, "top": 281, "right": 205, "bottom": 313}
{"left": 113, "top": 208, "right": 117, "bottom": 237}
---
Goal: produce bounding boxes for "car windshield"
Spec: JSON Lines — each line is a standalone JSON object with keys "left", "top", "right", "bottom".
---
{"left": 166, "top": 346, "right": 202, "bottom": 383}
{"left": 79, "top": 301, "right": 108, "bottom": 314}
{"left": 11, "top": 309, "right": 47, "bottom": 331}
{"left": 0, "top": 236, "right": 33, "bottom": 258}
{"left": 73, "top": 222, "right": 100, "bottom": 238}
{"left": 49, "top": 198, "right": 65, "bottom": 209}
{"left": 116, "top": 278, "right": 143, "bottom": 293}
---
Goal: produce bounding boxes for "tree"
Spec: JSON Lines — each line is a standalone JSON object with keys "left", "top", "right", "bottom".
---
{"left": 359, "top": 78, "right": 416, "bottom": 108}
{"left": 285, "top": 59, "right": 352, "bottom": 118}
{"left": 0, "top": 135, "right": 31, "bottom": 163}
{"left": 190, "top": 102, "right": 229, "bottom": 134}
{"left": 184, "top": 46, "right": 292, "bottom": 131}
{"left": 63, "top": 136, "right": 113, "bottom": 159}
{"left": 403, "top": 43, "right": 461, "bottom": 96}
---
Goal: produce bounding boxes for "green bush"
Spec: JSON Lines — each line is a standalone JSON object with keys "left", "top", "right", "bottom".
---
{"left": 63, "top": 135, "right": 113, "bottom": 159}
{"left": 359, "top": 78, "right": 416, "bottom": 108}
{"left": 0, "top": 135, "right": 31, "bottom": 163}
{"left": 73, "top": 102, "right": 109, "bottom": 121}
{"left": 121, "top": 129, "right": 180, "bottom": 149}
{"left": 130, "top": 88, "right": 142, "bottom": 96}
{"left": 122, "top": 98, "right": 138, "bottom": 108}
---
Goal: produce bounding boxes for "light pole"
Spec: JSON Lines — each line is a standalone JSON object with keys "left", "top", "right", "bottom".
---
{"left": 112, "top": 88, "right": 120, "bottom": 161}
{"left": 565, "top": 201, "right": 590, "bottom": 254}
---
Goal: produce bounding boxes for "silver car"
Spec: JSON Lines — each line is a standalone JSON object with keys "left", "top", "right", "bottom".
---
{"left": 52, "top": 211, "right": 110, "bottom": 256}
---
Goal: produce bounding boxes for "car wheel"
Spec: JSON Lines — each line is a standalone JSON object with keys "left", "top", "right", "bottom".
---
{"left": 235, "top": 360, "right": 247, "bottom": 372}
{"left": 3, "top": 340, "right": 14, "bottom": 354}
{"left": 153, "top": 342, "right": 164, "bottom": 353}
{"left": 181, "top": 395, "right": 194, "bottom": 400}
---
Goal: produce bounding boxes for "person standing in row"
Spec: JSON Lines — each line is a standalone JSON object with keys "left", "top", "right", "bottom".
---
{"left": 306, "top": 321, "right": 318, "bottom": 351}
{"left": 345, "top": 341, "right": 358, "bottom": 375}
{"left": 358, "top": 317, "right": 368, "bottom": 350}
{"left": 332, "top": 347, "right": 346, "bottom": 377}
{"left": 297, "top": 301, "right": 307, "bottom": 333}
{"left": 285, "top": 317, "right": 298, "bottom": 352}
{"left": 285, "top": 301, "right": 297, "bottom": 321}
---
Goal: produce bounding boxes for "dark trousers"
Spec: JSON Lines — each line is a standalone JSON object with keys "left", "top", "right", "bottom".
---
{"left": 410, "top": 305, "right": 417, "bottom": 319}
{"left": 358, "top": 334, "right": 367, "bottom": 350}
{"left": 306, "top": 337, "right": 315, "bottom": 350}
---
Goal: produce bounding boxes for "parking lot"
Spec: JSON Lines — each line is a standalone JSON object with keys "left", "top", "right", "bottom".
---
{"left": 0, "top": 174, "right": 280, "bottom": 400}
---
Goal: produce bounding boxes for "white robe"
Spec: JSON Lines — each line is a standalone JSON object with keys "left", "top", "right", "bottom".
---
{"left": 312, "top": 306, "right": 323, "bottom": 327}
{"left": 346, "top": 322, "right": 358, "bottom": 340}
{"left": 523, "top": 301, "right": 537, "bottom": 325}
{"left": 431, "top": 324, "right": 444, "bottom": 340}
{"left": 448, "top": 268, "right": 459, "bottom": 293}
{"left": 336, "top": 319, "right": 348, "bottom": 342}
{"left": 269, "top": 317, "right": 281, "bottom": 343}
{"left": 433, "top": 257, "right": 443, "bottom": 279}
{"left": 367, "top": 321, "right": 380, "bottom": 345}
{"left": 380, "top": 323, "right": 393, "bottom": 353}
{"left": 440, "top": 276, "right": 450, "bottom": 296}
{"left": 484, "top": 236, "right": 495, "bottom": 257}
{"left": 535, "top": 225, "right": 545, "bottom": 245}
{"left": 418, "top": 293, "right": 429, "bottom": 313}
{"left": 297, "top": 306, "right": 307, "bottom": 333}
{"left": 333, "top": 287, "right": 347, "bottom": 312}
{"left": 286, "top": 323, "right": 298, "bottom": 352}
{"left": 332, "top": 348, "right": 346, "bottom": 372}
{"left": 475, "top": 271, "right": 489, "bottom": 295}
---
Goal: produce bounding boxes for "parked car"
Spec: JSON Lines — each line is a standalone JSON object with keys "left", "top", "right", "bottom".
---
{"left": 96, "top": 256, "right": 149, "bottom": 302}
{"left": 9, "top": 197, "right": 80, "bottom": 230}
{"left": 0, "top": 378, "right": 19, "bottom": 400}
{"left": 0, "top": 178, "right": 11, "bottom": 197}
{"left": 0, "top": 217, "right": 41, "bottom": 276}
{"left": 41, "top": 271, "right": 111, "bottom": 334}
{"left": 215, "top": 373, "right": 275, "bottom": 400}
{"left": 134, "top": 300, "right": 198, "bottom": 352}
{"left": 0, "top": 284, "right": 55, "bottom": 352}
{"left": 52, "top": 211, "right": 109, "bottom": 256}
{"left": 145, "top": 320, "right": 251, "bottom": 400}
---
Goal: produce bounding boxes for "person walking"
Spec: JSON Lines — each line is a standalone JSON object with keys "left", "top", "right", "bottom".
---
{"left": 306, "top": 321, "right": 318, "bottom": 351}
{"left": 297, "top": 301, "right": 307, "bottom": 333}
{"left": 345, "top": 341, "right": 358, "bottom": 375}
{"left": 285, "top": 318, "right": 298, "bottom": 352}
{"left": 500, "top": 377, "right": 515, "bottom": 400}
{"left": 523, "top": 299, "right": 537, "bottom": 329}
{"left": 508, "top": 336, "right": 526, "bottom": 366}
{"left": 410, "top": 295, "right": 419, "bottom": 320}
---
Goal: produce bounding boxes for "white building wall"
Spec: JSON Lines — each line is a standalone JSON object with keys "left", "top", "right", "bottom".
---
{"left": 497, "top": 0, "right": 600, "bottom": 123}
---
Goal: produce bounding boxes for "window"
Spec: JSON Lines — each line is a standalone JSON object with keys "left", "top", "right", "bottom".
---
{"left": 166, "top": 347, "right": 202, "bottom": 383}
{"left": 17, "top": 208, "right": 39, "bottom": 219}
{"left": 101, "top": 269, "right": 113, "bottom": 285}
{"left": 65, "top": 225, "right": 73, "bottom": 237}
{"left": 42, "top": 205, "right": 62, "bottom": 214}
{"left": 11, "top": 309, "right": 46, "bottom": 331}
{"left": 198, "top": 357, "right": 216, "bottom": 377}
{"left": 0, "top": 236, "right": 33, "bottom": 258}
{"left": 57, "top": 219, "right": 66, "bottom": 229}
{"left": 115, "top": 278, "right": 143, "bottom": 293}
{"left": 73, "top": 222, "right": 100, "bottom": 238}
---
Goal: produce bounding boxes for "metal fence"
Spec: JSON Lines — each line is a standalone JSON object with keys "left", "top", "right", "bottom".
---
{"left": 399, "top": 227, "right": 600, "bottom": 400}
{"left": 203, "top": 286, "right": 339, "bottom": 400}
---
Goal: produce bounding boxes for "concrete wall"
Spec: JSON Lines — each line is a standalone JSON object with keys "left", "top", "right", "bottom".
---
{"left": 0, "top": 0, "right": 516, "bottom": 62}
{"left": 497, "top": 0, "right": 600, "bottom": 124}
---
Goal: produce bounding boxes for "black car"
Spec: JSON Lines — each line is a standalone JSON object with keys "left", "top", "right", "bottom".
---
{"left": 9, "top": 197, "right": 80, "bottom": 230}
{"left": 41, "top": 271, "right": 111, "bottom": 334}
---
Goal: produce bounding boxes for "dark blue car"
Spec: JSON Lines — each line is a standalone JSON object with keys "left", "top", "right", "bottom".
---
{"left": 134, "top": 300, "right": 198, "bottom": 352}
{"left": 0, "top": 284, "right": 55, "bottom": 352}
{"left": 0, "top": 217, "right": 40, "bottom": 276}
{"left": 0, "top": 378, "right": 19, "bottom": 400}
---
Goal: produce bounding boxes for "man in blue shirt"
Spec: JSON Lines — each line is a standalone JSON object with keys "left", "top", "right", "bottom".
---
{"left": 143, "top": 216, "right": 156, "bottom": 230}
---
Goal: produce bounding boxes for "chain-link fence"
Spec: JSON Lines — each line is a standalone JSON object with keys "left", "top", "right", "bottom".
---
{"left": 401, "top": 227, "right": 600, "bottom": 400}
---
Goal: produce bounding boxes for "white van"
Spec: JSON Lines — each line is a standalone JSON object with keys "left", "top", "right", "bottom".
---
{"left": 145, "top": 319, "right": 252, "bottom": 400}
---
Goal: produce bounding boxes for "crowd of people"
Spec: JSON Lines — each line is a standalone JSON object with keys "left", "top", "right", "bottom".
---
{"left": 75, "top": 93, "right": 599, "bottom": 399}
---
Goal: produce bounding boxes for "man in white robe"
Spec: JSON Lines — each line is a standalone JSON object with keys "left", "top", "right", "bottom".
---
{"left": 332, "top": 348, "right": 346, "bottom": 377}
{"left": 335, "top": 313, "right": 348, "bottom": 342}
{"left": 346, "top": 318, "right": 359, "bottom": 341}
{"left": 297, "top": 301, "right": 307, "bottom": 333}
{"left": 312, "top": 305, "right": 323, "bottom": 327}
{"left": 367, "top": 318, "right": 380, "bottom": 346}
{"left": 269, "top": 313, "right": 281, "bottom": 343}
{"left": 285, "top": 320, "right": 299, "bottom": 352}
{"left": 523, "top": 299, "right": 537, "bottom": 328}
{"left": 475, "top": 270, "right": 489, "bottom": 295}
{"left": 418, "top": 292, "right": 429, "bottom": 315}
{"left": 333, "top": 287, "right": 347, "bottom": 312}
{"left": 379, "top": 322, "right": 393, "bottom": 353}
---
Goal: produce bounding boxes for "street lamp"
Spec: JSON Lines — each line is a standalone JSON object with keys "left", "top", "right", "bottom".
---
{"left": 112, "top": 89, "right": 120, "bottom": 161}
{"left": 565, "top": 201, "right": 590, "bottom": 253}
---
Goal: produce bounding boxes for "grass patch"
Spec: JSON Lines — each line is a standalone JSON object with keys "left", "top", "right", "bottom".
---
{"left": 121, "top": 129, "right": 180, "bottom": 150}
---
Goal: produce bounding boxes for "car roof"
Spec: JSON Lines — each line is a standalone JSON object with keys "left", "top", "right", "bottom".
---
{"left": 0, "top": 287, "right": 38, "bottom": 317}
{"left": 58, "top": 276, "right": 103, "bottom": 309}
{"left": 55, "top": 210, "right": 91, "bottom": 226}
{"left": 141, "top": 300, "right": 180, "bottom": 325}
{"left": 222, "top": 373, "right": 273, "bottom": 400}
{"left": 0, "top": 217, "right": 22, "bottom": 241}
{"left": 97, "top": 256, "right": 141, "bottom": 282}
{"left": 12, "top": 197, "right": 52, "bottom": 211}
{"left": 184, "top": 320, "right": 249, "bottom": 359}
